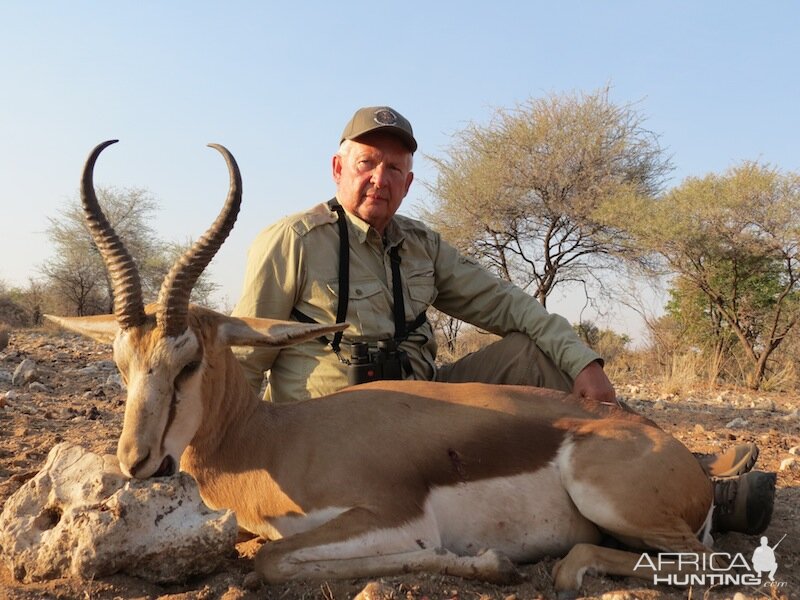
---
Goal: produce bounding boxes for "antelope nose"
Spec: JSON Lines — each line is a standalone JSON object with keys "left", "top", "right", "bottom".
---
{"left": 117, "top": 438, "right": 150, "bottom": 479}
{"left": 127, "top": 450, "right": 152, "bottom": 478}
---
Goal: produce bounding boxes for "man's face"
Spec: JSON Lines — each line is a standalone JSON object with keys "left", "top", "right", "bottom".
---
{"left": 332, "top": 132, "right": 414, "bottom": 234}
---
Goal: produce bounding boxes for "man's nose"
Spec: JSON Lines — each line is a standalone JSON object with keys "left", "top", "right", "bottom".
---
{"left": 371, "top": 164, "right": 388, "bottom": 187}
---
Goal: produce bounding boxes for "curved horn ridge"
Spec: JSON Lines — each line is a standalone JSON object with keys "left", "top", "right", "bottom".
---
{"left": 157, "top": 144, "right": 242, "bottom": 337}
{"left": 81, "top": 140, "right": 146, "bottom": 330}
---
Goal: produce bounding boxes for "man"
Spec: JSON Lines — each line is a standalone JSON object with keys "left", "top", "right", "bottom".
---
{"left": 233, "top": 105, "right": 774, "bottom": 534}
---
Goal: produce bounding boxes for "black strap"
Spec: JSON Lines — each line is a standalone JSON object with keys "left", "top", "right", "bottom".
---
{"left": 389, "top": 244, "right": 407, "bottom": 341}
{"left": 292, "top": 199, "right": 427, "bottom": 356}
{"left": 407, "top": 310, "right": 428, "bottom": 333}
{"left": 291, "top": 307, "right": 332, "bottom": 345}
{"left": 327, "top": 199, "right": 349, "bottom": 355}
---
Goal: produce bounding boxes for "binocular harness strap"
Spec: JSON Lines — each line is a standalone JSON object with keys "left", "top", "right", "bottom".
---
{"left": 290, "top": 199, "right": 426, "bottom": 364}
{"left": 329, "top": 200, "right": 349, "bottom": 356}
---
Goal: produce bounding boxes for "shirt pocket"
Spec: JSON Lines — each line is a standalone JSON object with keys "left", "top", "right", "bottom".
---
{"left": 326, "top": 278, "right": 392, "bottom": 337}
{"left": 307, "top": 278, "right": 340, "bottom": 322}
{"left": 406, "top": 269, "right": 436, "bottom": 320}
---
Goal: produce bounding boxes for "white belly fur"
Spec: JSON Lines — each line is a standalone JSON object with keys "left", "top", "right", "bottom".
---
{"left": 284, "top": 464, "right": 601, "bottom": 564}
{"left": 430, "top": 466, "right": 601, "bottom": 561}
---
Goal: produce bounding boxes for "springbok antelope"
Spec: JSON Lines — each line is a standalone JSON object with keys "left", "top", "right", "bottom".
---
{"left": 47, "top": 140, "right": 717, "bottom": 593}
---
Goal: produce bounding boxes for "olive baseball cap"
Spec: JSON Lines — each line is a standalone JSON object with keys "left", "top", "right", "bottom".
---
{"left": 340, "top": 106, "right": 417, "bottom": 153}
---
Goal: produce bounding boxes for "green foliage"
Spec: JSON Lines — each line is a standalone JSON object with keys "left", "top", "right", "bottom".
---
{"left": 574, "top": 320, "right": 631, "bottom": 363}
{"left": 421, "top": 87, "right": 671, "bottom": 307}
{"left": 634, "top": 162, "right": 800, "bottom": 388}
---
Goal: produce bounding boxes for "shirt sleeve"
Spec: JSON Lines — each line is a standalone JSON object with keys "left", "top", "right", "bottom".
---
{"left": 230, "top": 221, "right": 305, "bottom": 395}
{"left": 430, "top": 235, "right": 601, "bottom": 380}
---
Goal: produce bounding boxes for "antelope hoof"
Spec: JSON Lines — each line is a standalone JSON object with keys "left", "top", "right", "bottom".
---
{"left": 475, "top": 548, "right": 522, "bottom": 584}
{"left": 551, "top": 557, "right": 580, "bottom": 595}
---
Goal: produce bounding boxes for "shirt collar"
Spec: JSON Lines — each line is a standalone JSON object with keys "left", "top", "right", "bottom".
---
{"left": 340, "top": 208, "right": 372, "bottom": 244}
{"left": 337, "top": 204, "right": 405, "bottom": 248}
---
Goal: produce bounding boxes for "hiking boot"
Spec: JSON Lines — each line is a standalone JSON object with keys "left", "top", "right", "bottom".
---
{"left": 712, "top": 470, "right": 776, "bottom": 535}
{"left": 696, "top": 443, "right": 759, "bottom": 478}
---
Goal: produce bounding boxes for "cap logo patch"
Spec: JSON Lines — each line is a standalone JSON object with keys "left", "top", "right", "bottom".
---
{"left": 373, "top": 109, "right": 398, "bottom": 126}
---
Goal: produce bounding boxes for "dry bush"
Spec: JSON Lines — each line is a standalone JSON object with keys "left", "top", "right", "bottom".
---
{"left": 760, "top": 360, "right": 797, "bottom": 392}
{"left": 0, "top": 323, "right": 9, "bottom": 351}
{"left": 0, "top": 297, "right": 29, "bottom": 327}
{"left": 433, "top": 326, "right": 500, "bottom": 366}
{"left": 659, "top": 351, "right": 707, "bottom": 395}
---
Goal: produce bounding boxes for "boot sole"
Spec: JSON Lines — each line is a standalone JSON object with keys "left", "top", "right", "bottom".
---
{"left": 743, "top": 471, "right": 776, "bottom": 535}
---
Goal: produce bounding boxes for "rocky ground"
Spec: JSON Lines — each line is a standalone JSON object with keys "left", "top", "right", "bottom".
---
{"left": 1, "top": 327, "right": 798, "bottom": 600}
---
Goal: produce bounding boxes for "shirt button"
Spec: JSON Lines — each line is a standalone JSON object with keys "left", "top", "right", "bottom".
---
{"left": 355, "top": 288, "right": 363, "bottom": 296}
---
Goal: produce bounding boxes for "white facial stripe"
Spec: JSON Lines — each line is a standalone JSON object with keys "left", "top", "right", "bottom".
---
{"left": 162, "top": 365, "right": 204, "bottom": 462}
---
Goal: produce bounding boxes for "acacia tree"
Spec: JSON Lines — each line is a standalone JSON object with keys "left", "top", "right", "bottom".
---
{"left": 422, "top": 87, "right": 671, "bottom": 308}
{"left": 41, "top": 187, "right": 219, "bottom": 316}
{"left": 663, "top": 277, "right": 741, "bottom": 384}
{"left": 42, "top": 186, "right": 161, "bottom": 315}
{"left": 632, "top": 162, "right": 800, "bottom": 389}
{"left": 39, "top": 244, "right": 106, "bottom": 316}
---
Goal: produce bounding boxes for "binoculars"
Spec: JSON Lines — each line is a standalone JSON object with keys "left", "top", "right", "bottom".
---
{"left": 347, "top": 339, "right": 407, "bottom": 385}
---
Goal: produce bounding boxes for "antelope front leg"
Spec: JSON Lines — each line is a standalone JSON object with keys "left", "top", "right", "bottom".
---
{"left": 552, "top": 544, "right": 649, "bottom": 593}
{"left": 254, "top": 507, "right": 520, "bottom": 584}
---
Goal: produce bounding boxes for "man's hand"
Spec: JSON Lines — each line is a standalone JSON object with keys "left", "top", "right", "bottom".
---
{"left": 572, "top": 360, "right": 617, "bottom": 405}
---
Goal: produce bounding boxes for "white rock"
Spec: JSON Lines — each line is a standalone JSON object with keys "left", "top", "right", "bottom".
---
{"left": 753, "top": 397, "right": 776, "bottom": 411}
{"left": 0, "top": 443, "right": 237, "bottom": 583}
{"left": 779, "top": 457, "right": 799, "bottom": 472}
{"left": 12, "top": 358, "right": 38, "bottom": 386}
{"left": 105, "top": 372, "right": 126, "bottom": 391}
{"left": 725, "top": 417, "right": 749, "bottom": 428}
{"left": 789, "top": 446, "right": 800, "bottom": 456}
{"left": 28, "top": 382, "right": 51, "bottom": 394}
{"left": 3, "top": 389, "right": 30, "bottom": 403}
{"left": 73, "top": 365, "right": 100, "bottom": 376}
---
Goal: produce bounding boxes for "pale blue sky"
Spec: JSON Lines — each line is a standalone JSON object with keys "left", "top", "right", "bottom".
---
{"left": 1, "top": 1, "right": 798, "bottom": 339}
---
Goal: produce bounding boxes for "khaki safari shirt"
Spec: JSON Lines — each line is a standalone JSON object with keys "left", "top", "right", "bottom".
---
{"left": 232, "top": 201, "right": 601, "bottom": 402}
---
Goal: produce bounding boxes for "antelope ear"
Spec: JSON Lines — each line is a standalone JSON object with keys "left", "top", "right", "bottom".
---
{"left": 44, "top": 314, "right": 120, "bottom": 345}
{"left": 217, "top": 315, "right": 348, "bottom": 348}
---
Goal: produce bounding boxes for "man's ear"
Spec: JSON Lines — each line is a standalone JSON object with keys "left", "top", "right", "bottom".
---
{"left": 44, "top": 314, "right": 120, "bottom": 345}
{"left": 404, "top": 170, "right": 414, "bottom": 196}
{"left": 332, "top": 153, "right": 343, "bottom": 184}
{"left": 218, "top": 315, "right": 348, "bottom": 348}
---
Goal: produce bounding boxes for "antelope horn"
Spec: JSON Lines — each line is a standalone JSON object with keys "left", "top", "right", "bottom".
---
{"left": 81, "top": 140, "right": 147, "bottom": 329}
{"left": 156, "top": 144, "right": 242, "bottom": 337}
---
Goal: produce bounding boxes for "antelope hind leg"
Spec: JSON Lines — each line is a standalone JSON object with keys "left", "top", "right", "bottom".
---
{"left": 258, "top": 544, "right": 519, "bottom": 584}
{"left": 254, "top": 507, "right": 520, "bottom": 584}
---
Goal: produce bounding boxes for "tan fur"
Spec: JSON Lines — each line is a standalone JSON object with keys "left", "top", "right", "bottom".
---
{"left": 46, "top": 306, "right": 714, "bottom": 592}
